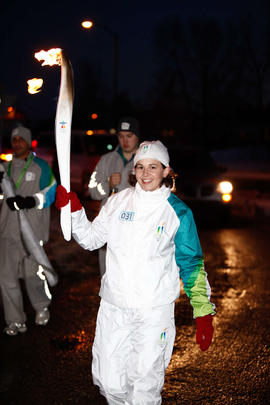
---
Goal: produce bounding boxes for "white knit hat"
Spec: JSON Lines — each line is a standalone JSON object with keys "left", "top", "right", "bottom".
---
{"left": 11, "top": 126, "right": 32, "bottom": 148}
{"left": 134, "top": 141, "right": 170, "bottom": 167}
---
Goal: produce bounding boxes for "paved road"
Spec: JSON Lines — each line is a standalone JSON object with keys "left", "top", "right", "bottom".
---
{"left": 0, "top": 207, "right": 269, "bottom": 404}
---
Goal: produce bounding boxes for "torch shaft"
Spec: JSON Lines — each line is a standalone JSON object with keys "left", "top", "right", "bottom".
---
{"left": 55, "top": 51, "right": 74, "bottom": 241}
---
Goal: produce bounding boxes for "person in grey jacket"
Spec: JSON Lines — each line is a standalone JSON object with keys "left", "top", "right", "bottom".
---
{"left": 0, "top": 126, "right": 57, "bottom": 336}
{"left": 88, "top": 116, "right": 140, "bottom": 276}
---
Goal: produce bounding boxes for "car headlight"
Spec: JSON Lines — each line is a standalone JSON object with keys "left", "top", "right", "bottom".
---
{"left": 222, "top": 194, "right": 232, "bottom": 202}
{"left": 0, "top": 153, "right": 13, "bottom": 161}
{"left": 217, "top": 181, "right": 233, "bottom": 194}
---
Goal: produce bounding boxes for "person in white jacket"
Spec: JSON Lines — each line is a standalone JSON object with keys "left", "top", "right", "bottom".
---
{"left": 56, "top": 140, "right": 215, "bottom": 405}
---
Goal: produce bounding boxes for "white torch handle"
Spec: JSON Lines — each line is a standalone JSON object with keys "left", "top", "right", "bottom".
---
{"left": 55, "top": 51, "right": 74, "bottom": 241}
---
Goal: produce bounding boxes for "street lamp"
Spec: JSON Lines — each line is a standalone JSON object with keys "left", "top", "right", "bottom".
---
{"left": 81, "top": 19, "right": 119, "bottom": 100}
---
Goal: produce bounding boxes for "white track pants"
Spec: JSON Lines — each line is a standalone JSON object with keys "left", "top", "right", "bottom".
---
{"left": 0, "top": 237, "right": 51, "bottom": 325}
{"left": 92, "top": 299, "right": 176, "bottom": 405}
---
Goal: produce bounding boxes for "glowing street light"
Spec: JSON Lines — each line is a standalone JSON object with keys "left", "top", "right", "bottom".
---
{"left": 81, "top": 20, "right": 93, "bottom": 29}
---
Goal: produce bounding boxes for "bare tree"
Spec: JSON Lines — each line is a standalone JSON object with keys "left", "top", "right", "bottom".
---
{"left": 151, "top": 17, "right": 248, "bottom": 145}
{"left": 241, "top": 15, "right": 270, "bottom": 112}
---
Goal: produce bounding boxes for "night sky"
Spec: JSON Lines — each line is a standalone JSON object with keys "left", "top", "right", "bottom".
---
{"left": 0, "top": 0, "right": 267, "bottom": 122}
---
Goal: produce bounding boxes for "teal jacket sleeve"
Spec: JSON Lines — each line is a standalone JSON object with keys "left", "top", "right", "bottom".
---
{"left": 34, "top": 157, "right": 57, "bottom": 208}
{"left": 169, "top": 194, "right": 215, "bottom": 318}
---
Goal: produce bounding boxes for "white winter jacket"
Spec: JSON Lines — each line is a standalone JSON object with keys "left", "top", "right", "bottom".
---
{"left": 72, "top": 183, "right": 215, "bottom": 316}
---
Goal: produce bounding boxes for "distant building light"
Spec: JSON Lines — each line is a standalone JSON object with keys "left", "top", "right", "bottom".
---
{"left": 32, "top": 139, "right": 38, "bottom": 148}
{"left": 91, "top": 113, "right": 98, "bottom": 119}
{"left": 162, "top": 129, "right": 175, "bottom": 137}
{"left": 110, "top": 128, "right": 116, "bottom": 135}
{"left": 7, "top": 106, "right": 14, "bottom": 113}
{"left": 86, "top": 129, "right": 108, "bottom": 136}
{"left": 107, "top": 144, "right": 113, "bottom": 150}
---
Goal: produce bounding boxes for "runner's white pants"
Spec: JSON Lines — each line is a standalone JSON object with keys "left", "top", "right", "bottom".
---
{"left": 92, "top": 299, "right": 176, "bottom": 405}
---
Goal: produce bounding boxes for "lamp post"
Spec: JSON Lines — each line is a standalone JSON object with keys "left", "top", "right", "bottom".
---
{"left": 81, "top": 20, "right": 119, "bottom": 101}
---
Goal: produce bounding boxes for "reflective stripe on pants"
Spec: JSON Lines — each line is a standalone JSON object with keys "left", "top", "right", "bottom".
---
{"left": 0, "top": 237, "right": 51, "bottom": 324}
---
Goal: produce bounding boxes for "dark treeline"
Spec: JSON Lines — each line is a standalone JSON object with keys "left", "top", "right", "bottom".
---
{"left": 72, "top": 15, "right": 270, "bottom": 149}
{"left": 2, "top": 13, "right": 270, "bottom": 151}
{"left": 147, "top": 14, "right": 270, "bottom": 149}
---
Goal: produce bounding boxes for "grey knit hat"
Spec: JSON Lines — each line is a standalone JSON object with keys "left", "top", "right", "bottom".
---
{"left": 11, "top": 126, "right": 32, "bottom": 148}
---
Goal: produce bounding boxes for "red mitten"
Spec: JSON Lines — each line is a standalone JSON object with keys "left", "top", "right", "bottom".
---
{"left": 196, "top": 314, "right": 214, "bottom": 351}
{"left": 55, "top": 186, "right": 82, "bottom": 213}
{"left": 68, "top": 191, "right": 82, "bottom": 212}
{"left": 55, "top": 185, "right": 69, "bottom": 210}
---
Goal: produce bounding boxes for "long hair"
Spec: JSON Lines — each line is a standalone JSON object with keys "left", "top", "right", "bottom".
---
{"left": 129, "top": 166, "right": 178, "bottom": 192}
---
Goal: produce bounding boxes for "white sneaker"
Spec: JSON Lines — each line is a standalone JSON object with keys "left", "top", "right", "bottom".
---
{"left": 4, "top": 322, "right": 27, "bottom": 336}
{"left": 35, "top": 308, "right": 50, "bottom": 326}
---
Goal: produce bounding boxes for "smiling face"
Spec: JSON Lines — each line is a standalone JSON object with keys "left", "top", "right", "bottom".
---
{"left": 134, "top": 158, "right": 170, "bottom": 191}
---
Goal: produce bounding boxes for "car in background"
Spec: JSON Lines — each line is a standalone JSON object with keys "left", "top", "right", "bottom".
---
{"left": 169, "top": 145, "right": 233, "bottom": 225}
{"left": 35, "top": 129, "right": 118, "bottom": 195}
{"left": 0, "top": 128, "right": 118, "bottom": 199}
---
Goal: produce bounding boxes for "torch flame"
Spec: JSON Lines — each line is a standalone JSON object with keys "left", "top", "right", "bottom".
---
{"left": 34, "top": 48, "right": 62, "bottom": 66}
{"left": 27, "top": 78, "right": 43, "bottom": 94}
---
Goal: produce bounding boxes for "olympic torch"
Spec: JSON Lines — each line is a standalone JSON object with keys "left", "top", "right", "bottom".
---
{"left": 35, "top": 48, "right": 74, "bottom": 241}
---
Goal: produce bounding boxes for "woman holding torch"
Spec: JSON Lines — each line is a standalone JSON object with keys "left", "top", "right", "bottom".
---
{"left": 56, "top": 140, "right": 215, "bottom": 404}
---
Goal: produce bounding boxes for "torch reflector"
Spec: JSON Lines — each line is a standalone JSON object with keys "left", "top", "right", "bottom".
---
{"left": 27, "top": 78, "right": 43, "bottom": 94}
